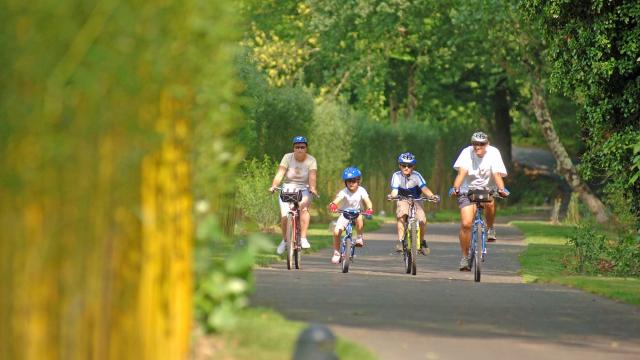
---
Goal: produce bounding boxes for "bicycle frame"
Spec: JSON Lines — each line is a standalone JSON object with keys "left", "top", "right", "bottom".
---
{"left": 337, "top": 209, "right": 361, "bottom": 273}
{"left": 390, "top": 195, "right": 437, "bottom": 275}
{"left": 275, "top": 187, "right": 304, "bottom": 270}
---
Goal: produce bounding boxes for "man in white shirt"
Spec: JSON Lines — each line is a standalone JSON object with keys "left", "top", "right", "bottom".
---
{"left": 450, "top": 132, "right": 509, "bottom": 271}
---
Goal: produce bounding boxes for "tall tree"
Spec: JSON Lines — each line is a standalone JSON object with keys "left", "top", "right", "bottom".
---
{"left": 522, "top": 0, "right": 640, "bottom": 226}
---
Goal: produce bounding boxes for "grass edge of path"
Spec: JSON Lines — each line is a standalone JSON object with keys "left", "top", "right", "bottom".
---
{"left": 512, "top": 220, "right": 640, "bottom": 306}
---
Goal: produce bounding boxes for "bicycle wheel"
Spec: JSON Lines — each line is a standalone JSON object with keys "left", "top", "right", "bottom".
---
{"left": 410, "top": 221, "right": 418, "bottom": 276}
{"left": 402, "top": 238, "right": 411, "bottom": 274}
{"left": 286, "top": 213, "right": 294, "bottom": 270}
{"left": 294, "top": 216, "right": 301, "bottom": 269}
{"left": 473, "top": 223, "right": 482, "bottom": 282}
{"left": 341, "top": 236, "right": 351, "bottom": 273}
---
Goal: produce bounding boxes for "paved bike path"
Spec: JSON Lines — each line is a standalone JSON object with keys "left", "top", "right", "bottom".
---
{"left": 251, "top": 222, "right": 640, "bottom": 359}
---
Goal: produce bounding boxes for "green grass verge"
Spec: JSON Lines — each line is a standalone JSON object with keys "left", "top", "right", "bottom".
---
{"left": 512, "top": 221, "right": 640, "bottom": 306}
{"left": 208, "top": 307, "right": 377, "bottom": 360}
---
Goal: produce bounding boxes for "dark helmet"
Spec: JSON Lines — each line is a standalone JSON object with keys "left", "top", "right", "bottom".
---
{"left": 397, "top": 152, "right": 416, "bottom": 165}
{"left": 470, "top": 131, "right": 489, "bottom": 144}
{"left": 342, "top": 166, "right": 362, "bottom": 180}
{"left": 292, "top": 135, "right": 308, "bottom": 145}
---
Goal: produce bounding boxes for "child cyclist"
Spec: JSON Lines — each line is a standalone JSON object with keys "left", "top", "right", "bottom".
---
{"left": 388, "top": 152, "right": 440, "bottom": 255}
{"left": 328, "top": 167, "right": 373, "bottom": 264}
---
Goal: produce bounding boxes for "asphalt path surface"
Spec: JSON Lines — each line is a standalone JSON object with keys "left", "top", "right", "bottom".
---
{"left": 251, "top": 222, "right": 640, "bottom": 359}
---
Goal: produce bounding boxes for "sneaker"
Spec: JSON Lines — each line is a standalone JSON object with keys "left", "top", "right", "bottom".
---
{"left": 459, "top": 256, "right": 471, "bottom": 271}
{"left": 276, "top": 239, "right": 286, "bottom": 255}
{"left": 487, "top": 228, "right": 496, "bottom": 242}
{"left": 355, "top": 236, "right": 364, "bottom": 247}
{"left": 419, "top": 240, "right": 430, "bottom": 255}
{"left": 331, "top": 250, "right": 341, "bottom": 264}
{"left": 301, "top": 238, "right": 311, "bottom": 249}
{"left": 395, "top": 242, "right": 403, "bottom": 253}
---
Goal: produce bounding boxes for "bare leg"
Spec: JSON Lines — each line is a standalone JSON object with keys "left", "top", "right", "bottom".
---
{"left": 419, "top": 221, "right": 426, "bottom": 242}
{"left": 355, "top": 215, "right": 364, "bottom": 236}
{"left": 396, "top": 216, "right": 407, "bottom": 241}
{"left": 485, "top": 200, "right": 496, "bottom": 228}
{"left": 300, "top": 208, "right": 310, "bottom": 238}
{"left": 459, "top": 204, "right": 475, "bottom": 256}
{"left": 280, "top": 216, "right": 287, "bottom": 239}
{"left": 333, "top": 227, "right": 342, "bottom": 251}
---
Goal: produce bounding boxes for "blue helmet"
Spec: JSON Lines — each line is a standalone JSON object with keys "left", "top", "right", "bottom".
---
{"left": 397, "top": 152, "right": 416, "bottom": 165}
{"left": 292, "top": 135, "right": 307, "bottom": 145}
{"left": 342, "top": 166, "right": 362, "bottom": 180}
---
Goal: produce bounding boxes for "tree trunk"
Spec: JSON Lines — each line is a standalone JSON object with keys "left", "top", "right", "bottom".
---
{"left": 492, "top": 77, "right": 513, "bottom": 171}
{"left": 530, "top": 84, "right": 609, "bottom": 223}
{"left": 406, "top": 62, "right": 417, "bottom": 119}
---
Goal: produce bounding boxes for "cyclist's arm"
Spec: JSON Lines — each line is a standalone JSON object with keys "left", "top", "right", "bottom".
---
{"left": 493, "top": 171, "right": 506, "bottom": 192}
{"left": 452, "top": 167, "right": 467, "bottom": 191}
{"left": 270, "top": 166, "right": 287, "bottom": 190}
{"left": 389, "top": 188, "right": 399, "bottom": 197}
{"left": 308, "top": 169, "right": 318, "bottom": 195}
{"left": 420, "top": 186, "right": 435, "bottom": 198}
{"left": 363, "top": 196, "right": 373, "bottom": 211}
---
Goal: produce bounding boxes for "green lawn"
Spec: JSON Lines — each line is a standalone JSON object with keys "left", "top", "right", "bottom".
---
{"left": 204, "top": 308, "right": 376, "bottom": 360}
{"left": 512, "top": 221, "right": 640, "bottom": 306}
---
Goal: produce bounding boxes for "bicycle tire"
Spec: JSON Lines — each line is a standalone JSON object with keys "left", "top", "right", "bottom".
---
{"left": 473, "top": 223, "right": 482, "bottom": 282}
{"left": 410, "top": 221, "right": 418, "bottom": 275}
{"left": 294, "top": 215, "right": 301, "bottom": 269}
{"left": 403, "top": 238, "right": 411, "bottom": 274}
{"left": 341, "top": 236, "right": 351, "bottom": 273}
{"left": 286, "top": 213, "right": 294, "bottom": 270}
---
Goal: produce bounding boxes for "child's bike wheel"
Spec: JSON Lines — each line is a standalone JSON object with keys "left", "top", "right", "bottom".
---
{"left": 341, "top": 238, "right": 351, "bottom": 273}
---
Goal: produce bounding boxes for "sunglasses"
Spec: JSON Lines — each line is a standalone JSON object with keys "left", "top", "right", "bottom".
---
{"left": 294, "top": 145, "right": 307, "bottom": 149}
{"left": 346, "top": 178, "right": 360, "bottom": 183}
{"left": 399, "top": 164, "right": 414, "bottom": 169}
{"left": 472, "top": 142, "right": 487, "bottom": 147}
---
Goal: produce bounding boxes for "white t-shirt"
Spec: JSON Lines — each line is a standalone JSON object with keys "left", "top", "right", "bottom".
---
{"left": 453, "top": 145, "right": 507, "bottom": 191}
{"left": 279, "top": 153, "right": 317, "bottom": 187}
{"left": 334, "top": 187, "right": 370, "bottom": 210}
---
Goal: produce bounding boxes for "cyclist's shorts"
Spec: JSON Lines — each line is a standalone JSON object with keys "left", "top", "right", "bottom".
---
{"left": 334, "top": 213, "right": 361, "bottom": 231}
{"left": 457, "top": 194, "right": 494, "bottom": 209}
{"left": 278, "top": 186, "right": 312, "bottom": 217}
{"left": 396, "top": 200, "right": 426, "bottom": 223}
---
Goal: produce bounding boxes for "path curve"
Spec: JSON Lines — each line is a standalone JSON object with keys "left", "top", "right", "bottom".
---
{"left": 251, "top": 222, "right": 640, "bottom": 359}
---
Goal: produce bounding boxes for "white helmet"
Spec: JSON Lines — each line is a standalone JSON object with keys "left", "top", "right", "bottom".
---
{"left": 470, "top": 131, "right": 489, "bottom": 144}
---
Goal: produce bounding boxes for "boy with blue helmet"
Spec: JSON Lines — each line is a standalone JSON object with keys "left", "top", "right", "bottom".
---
{"left": 327, "top": 167, "right": 373, "bottom": 264}
{"left": 388, "top": 152, "right": 439, "bottom": 254}
{"left": 269, "top": 136, "right": 318, "bottom": 254}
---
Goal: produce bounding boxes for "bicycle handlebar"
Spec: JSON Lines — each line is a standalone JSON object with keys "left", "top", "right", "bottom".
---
{"left": 387, "top": 195, "right": 440, "bottom": 203}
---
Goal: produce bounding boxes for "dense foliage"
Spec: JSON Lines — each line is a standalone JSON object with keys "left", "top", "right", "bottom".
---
{"left": 522, "top": 0, "right": 640, "bottom": 227}
{"left": 0, "top": 0, "right": 244, "bottom": 356}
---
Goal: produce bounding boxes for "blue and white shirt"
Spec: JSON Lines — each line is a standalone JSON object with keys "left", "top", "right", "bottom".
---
{"left": 390, "top": 171, "right": 427, "bottom": 198}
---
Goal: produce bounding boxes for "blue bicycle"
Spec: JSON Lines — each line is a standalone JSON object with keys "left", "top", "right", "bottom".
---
{"left": 337, "top": 208, "right": 370, "bottom": 273}
{"left": 464, "top": 189, "right": 504, "bottom": 282}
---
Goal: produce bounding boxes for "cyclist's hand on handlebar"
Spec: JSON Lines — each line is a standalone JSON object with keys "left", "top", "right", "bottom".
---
{"left": 430, "top": 194, "right": 441, "bottom": 203}
{"left": 448, "top": 187, "right": 459, "bottom": 197}
{"left": 386, "top": 194, "right": 394, "bottom": 201}
{"left": 498, "top": 188, "right": 510, "bottom": 197}
{"left": 269, "top": 185, "right": 277, "bottom": 193}
{"left": 309, "top": 186, "right": 319, "bottom": 198}
{"left": 329, "top": 203, "right": 338, "bottom": 213}
{"left": 364, "top": 208, "right": 374, "bottom": 216}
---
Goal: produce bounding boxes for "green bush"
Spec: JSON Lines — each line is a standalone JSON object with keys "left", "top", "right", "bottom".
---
{"left": 194, "top": 215, "right": 272, "bottom": 332}
{"left": 567, "top": 223, "right": 640, "bottom": 276}
{"left": 235, "top": 156, "right": 281, "bottom": 230}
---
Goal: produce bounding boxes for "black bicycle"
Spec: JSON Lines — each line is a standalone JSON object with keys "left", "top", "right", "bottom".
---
{"left": 388, "top": 194, "right": 440, "bottom": 275}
